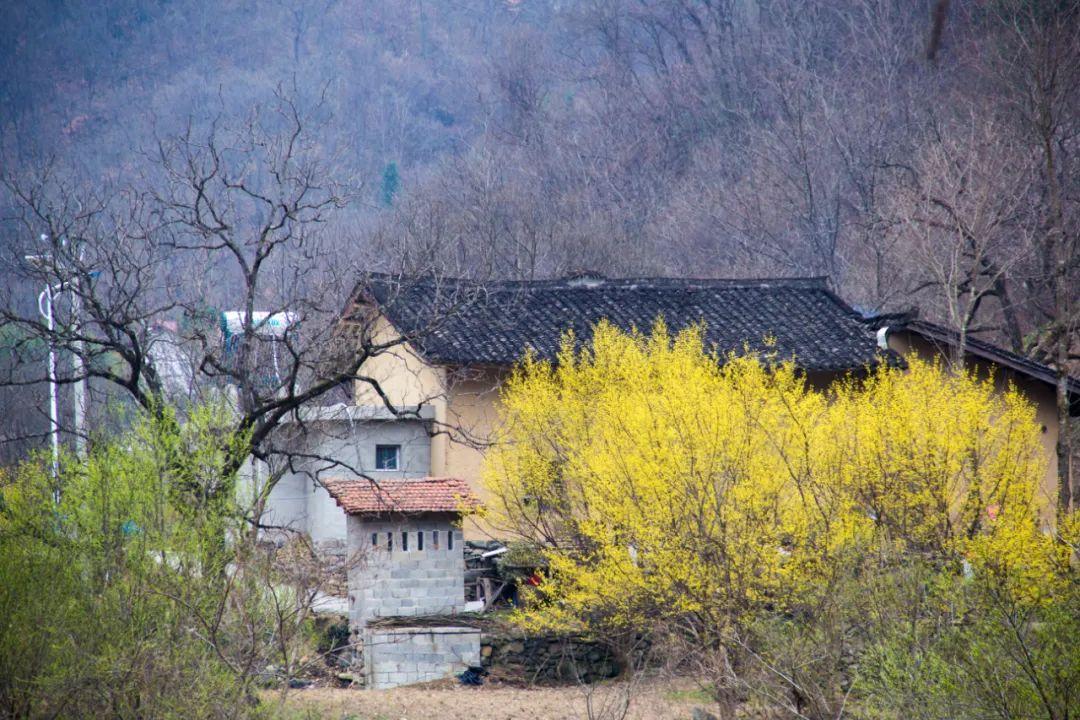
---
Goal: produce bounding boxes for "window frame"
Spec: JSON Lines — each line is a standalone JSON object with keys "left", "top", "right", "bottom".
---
{"left": 374, "top": 444, "right": 401, "bottom": 471}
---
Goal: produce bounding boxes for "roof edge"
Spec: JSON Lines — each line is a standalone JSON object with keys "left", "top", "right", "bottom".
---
{"left": 322, "top": 476, "right": 481, "bottom": 516}
{"left": 887, "top": 319, "right": 1080, "bottom": 410}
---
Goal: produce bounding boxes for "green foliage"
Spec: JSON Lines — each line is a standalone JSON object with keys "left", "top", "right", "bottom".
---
{"left": 0, "top": 404, "right": 314, "bottom": 719}
{"left": 857, "top": 566, "right": 1080, "bottom": 720}
{"left": 381, "top": 162, "right": 400, "bottom": 207}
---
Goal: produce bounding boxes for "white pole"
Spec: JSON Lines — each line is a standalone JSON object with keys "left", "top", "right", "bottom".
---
{"left": 38, "top": 287, "right": 60, "bottom": 486}
{"left": 71, "top": 283, "right": 86, "bottom": 457}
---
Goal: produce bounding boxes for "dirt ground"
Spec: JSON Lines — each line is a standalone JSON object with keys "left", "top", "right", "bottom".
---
{"left": 272, "top": 676, "right": 711, "bottom": 720}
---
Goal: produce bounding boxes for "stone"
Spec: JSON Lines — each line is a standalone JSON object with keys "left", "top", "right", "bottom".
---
{"left": 691, "top": 709, "right": 719, "bottom": 720}
{"left": 594, "top": 661, "right": 618, "bottom": 679}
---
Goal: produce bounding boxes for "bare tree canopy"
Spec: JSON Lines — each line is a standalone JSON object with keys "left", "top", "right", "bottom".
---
{"left": 0, "top": 91, "right": 486, "bottom": 509}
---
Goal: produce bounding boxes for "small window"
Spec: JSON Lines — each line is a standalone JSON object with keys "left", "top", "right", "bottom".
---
{"left": 386, "top": 531, "right": 393, "bottom": 551}
{"left": 371, "top": 532, "right": 378, "bottom": 547}
{"left": 417, "top": 531, "right": 424, "bottom": 551}
{"left": 447, "top": 530, "right": 454, "bottom": 551}
{"left": 432, "top": 530, "right": 440, "bottom": 550}
{"left": 375, "top": 444, "right": 400, "bottom": 470}
{"left": 401, "top": 531, "right": 409, "bottom": 551}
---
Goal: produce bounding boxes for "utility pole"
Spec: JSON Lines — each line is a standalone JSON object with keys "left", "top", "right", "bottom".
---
{"left": 70, "top": 276, "right": 85, "bottom": 457}
{"left": 36, "top": 284, "right": 60, "bottom": 484}
{"left": 27, "top": 237, "right": 89, "bottom": 493}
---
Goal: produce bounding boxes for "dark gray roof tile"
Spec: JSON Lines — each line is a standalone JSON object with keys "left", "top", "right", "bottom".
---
{"left": 357, "top": 274, "right": 896, "bottom": 372}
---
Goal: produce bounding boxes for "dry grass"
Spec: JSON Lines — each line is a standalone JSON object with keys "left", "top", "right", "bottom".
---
{"left": 268, "top": 676, "right": 711, "bottom": 720}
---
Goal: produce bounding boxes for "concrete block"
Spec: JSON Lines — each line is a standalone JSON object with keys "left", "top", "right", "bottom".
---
{"left": 362, "top": 626, "right": 480, "bottom": 690}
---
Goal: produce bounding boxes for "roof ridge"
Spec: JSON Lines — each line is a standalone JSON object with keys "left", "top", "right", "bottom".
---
{"left": 362, "top": 271, "right": 829, "bottom": 291}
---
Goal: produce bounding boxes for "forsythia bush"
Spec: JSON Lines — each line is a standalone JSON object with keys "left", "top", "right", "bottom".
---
{"left": 484, "top": 321, "right": 1075, "bottom": 718}
{"left": 485, "top": 321, "right": 1050, "bottom": 629}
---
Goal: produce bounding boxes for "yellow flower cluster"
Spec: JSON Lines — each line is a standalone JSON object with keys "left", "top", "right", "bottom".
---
{"left": 482, "top": 321, "right": 1059, "bottom": 633}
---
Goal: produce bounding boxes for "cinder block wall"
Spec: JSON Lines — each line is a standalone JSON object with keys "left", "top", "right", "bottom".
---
{"left": 363, "top": 626, "right": 481, "bottom": 689}
{"left": 346, "top": 514, "right": 466, "bottom": 626}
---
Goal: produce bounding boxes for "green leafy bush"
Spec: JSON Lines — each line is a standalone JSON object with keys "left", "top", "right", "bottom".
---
{"left": 0, "top": 404, "right": 314, "bottom": 719}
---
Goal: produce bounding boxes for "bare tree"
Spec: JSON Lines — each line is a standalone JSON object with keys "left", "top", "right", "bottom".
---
{"left": 0, "top": 89, "right": 476, "bottom": 516}
{"left": 969, "top": 0, "right": 1080, "bottom": 510}
{"left": 889, "top": 112, "right": 1036, "bottom": 368}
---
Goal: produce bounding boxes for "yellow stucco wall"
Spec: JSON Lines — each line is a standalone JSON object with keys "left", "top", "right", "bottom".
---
{"left": 440, "top": 368, "right": 506, "bottom": 539}
{"left": 353, "top": 313, "right": 448, "bottom": 410}
{"left": 352, "top": 311, "right": 504, "bottom": 537}
{"left": 353, "top": 313, "right": 451, "bottom": 481}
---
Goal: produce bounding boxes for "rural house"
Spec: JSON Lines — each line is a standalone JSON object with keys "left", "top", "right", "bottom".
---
{"left": 343, "top": 272, "right": 1079, "bottom": 539}
{"left": 248, "top": 271, "right": 1080, "bottom": 690}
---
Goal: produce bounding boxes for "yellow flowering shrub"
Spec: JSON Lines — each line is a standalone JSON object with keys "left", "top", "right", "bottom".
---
{"left": 483, "top": 321, "right": 1055, "bottom": 636}
{"left": 827, "top": 363, "right": 1047, "bottom": 555}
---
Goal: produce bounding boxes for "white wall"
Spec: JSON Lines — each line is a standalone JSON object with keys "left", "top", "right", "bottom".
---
{"left": 254, "top": 405, "right": 435, "bottom": 547}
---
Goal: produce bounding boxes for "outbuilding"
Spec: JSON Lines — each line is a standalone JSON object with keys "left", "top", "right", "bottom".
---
{"left": 323, "top": 476, "right": 481, "bottom": 688}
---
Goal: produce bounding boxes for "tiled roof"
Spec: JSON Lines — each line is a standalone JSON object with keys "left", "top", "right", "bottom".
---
{"left": 322, "top": 477, "right": 480, "bottom": 515}
{"left": 897, "top": 319, "right": 1080, "bottom": 410}
{"left": 356, "top": 273, "right": 897, "bottom": 372}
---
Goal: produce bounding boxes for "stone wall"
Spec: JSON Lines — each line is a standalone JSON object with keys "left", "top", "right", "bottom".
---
{"left": 363, "top": 626, "right": 481, "bottom": 689}
{"left": 480, "top": 632, "right": 621, "bottom": 685}
{"left": 347, "top": 514, "right": 466, "bottom": 625}
{"left": 324, "top": 617, "right": 625, "bottom": 689}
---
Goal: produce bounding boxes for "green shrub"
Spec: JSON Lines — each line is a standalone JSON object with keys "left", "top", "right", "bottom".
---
{"left": 0, "top": 405, "right": 314, "bottom": 719}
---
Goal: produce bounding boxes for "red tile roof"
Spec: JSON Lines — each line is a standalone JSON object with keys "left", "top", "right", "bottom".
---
{"left": 322, "top": 477, "right": 480, "bottom": 515}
